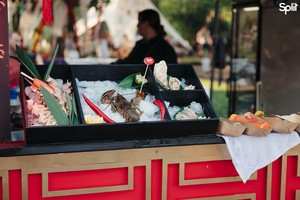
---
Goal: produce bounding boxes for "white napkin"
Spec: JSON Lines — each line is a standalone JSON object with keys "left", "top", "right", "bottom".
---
{"left": 221, "top": 131, "right": 300, "bottom": 183}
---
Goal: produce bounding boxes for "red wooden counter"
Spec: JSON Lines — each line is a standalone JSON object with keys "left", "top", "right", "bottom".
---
{"left": 0, "top": 136, "right": 299, "bottom": 200}
{"left": 1, "top": 1, "right": 300, "bottom": 199}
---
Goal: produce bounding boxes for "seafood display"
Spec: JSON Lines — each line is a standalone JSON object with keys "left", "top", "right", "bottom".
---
{"left": 175, "top": 107, "right": 199, "bottom": 120}
{"left": 76, "top": 61, "right": 211, "bottom": 124}
{"left": 22, "top": 62, "right": 219, "bottom": 144}
{"left": 25, "top": 77, "right": 74, "bottom": 126}
{"left": 153, "top": 60, "right": 169, "bottom": 90}
{"left": 101, "top": 89, "right": 144, "bottom": 122}
{"left": 22, "top": 61, "right": 212, "bottom": 126}
{"left": 166, "top": 101, "right": 207, "bottom": 120}
{"left": 168, "top": 77, "right": 181, "bottom": 90}
{"left": 18, "top": 43, "right": 79, "bottom": 128}
{"left": 77, "top": 79, "right": 162, "bottom": 123}
{"left": 153, "top": 60, "right": 196, "bottom": 90}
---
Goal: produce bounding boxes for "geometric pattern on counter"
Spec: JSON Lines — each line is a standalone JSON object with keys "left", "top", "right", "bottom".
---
{"left": 0, "top": 144, "right": 299, "bottom": 199}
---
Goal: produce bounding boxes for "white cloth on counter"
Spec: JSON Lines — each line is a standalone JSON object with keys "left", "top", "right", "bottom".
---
{"left": 221, "top": 131, "right": 300, "bottom": 183}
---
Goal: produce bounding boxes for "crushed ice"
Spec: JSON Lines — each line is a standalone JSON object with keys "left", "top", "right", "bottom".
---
{"left": 76, "top": 79, "right": 161, "bottom": 122}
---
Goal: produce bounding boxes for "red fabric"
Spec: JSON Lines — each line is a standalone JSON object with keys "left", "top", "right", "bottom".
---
{"left": 9, "top": 58, "right": 20, "bottom": 89}
{"left": 42, "top": 0, "right": 52, "bottom": 26}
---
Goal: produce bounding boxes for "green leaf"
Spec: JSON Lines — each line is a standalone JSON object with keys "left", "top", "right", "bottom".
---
{"left": 173, "top": 107, "right": 184, "bottom": 119}
{"left": 65, "top": 93, "right": 79, "bottom": 125}
{"left": 72, "top": 99, "right": 79, "bottom": 124}
{"left": 16, "top": 45, "right": 41, "bottom": 79}
{"left": 118, "top": 73, "right": 138, "bottom": 88}
{"left": 72, "top": 116, "right": 79, "bottom": 125}
{"left": 131, "top": 85, "right": 142, "bottom": 89}
{"left": 41, "top": 86, "right": 69, "bottom": 125}
{"left": 68, "top": 93, "right": 79, "bottom": 125}
{"left": 72, "top": 93, "right": 78, "bottom": 117}
{"left": 43, "top": 44, "right": 59, "bottom": 82}
{"left": 66, "top": 93, "right": 73, "bottom": 123}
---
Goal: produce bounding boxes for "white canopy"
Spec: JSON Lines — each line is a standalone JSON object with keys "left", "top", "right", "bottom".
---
{"left": 101, "top": 0, "right": 192, "bottom": 51}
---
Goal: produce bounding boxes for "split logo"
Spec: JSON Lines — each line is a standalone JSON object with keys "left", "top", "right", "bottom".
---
{"left": 279, "top": 3, "right": 298, "bottom": 15}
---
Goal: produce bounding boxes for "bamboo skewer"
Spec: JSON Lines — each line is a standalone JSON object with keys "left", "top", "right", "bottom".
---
{"left": 139, "top": 64, "right": 149, "bottom": 93}
{"left": 21, "top": 72, "right": 34, "bottom": 81}
{"left": 24, "top": 77, "right": 33, "bottom": 85}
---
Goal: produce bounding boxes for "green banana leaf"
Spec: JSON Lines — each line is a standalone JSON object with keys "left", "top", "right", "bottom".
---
{"left": 66, "top": 93, "right": 73, "bottom": 123}
{"left": 43, "top": 44, "right": 59, "bottom": 82}
{"left": 66, "top": 93, "right": 79, "bottom": 125}
{"left": 41, "top": 86, "right": 69, "bottom": 125}
{"left": 72, "top": 93, "right": 79, "bottom": 124}
{"left": 118, "top": 73, "right": 138, "bottom": 88}
{"left": 16, "top": 45, "right": 41, "bottom": 80}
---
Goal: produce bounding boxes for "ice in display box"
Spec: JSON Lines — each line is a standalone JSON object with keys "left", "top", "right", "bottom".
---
{"left": 21, "top": 63, "right": 219, "bottom": 145}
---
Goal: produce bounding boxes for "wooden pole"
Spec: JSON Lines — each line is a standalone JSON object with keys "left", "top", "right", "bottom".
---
{"left": 0, "top": 0, "right": 12, "bottom": 141}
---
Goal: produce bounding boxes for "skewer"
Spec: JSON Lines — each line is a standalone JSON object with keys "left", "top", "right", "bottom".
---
{"left": 140, "top": 57, "right": 154, "bottom": 93}
{"left": 20, "top": 72, "right": 34, "bottom": 81}
{"left": 24, "top": 77, "right": 33, "bottom": 85}
{"left": 139, "top": 65, "right": 149, "bottom": 93}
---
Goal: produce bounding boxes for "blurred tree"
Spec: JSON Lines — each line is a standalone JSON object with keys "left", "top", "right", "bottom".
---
{"left": 157, "top": 0, "right": 232, "bottom": 42}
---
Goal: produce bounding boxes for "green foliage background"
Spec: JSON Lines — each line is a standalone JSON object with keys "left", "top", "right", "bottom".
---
{"left": 154, "top": 0, "right": 232, "bottom": 42}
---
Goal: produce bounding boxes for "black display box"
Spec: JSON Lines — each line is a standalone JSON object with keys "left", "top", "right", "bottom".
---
{"left": 21, "top": 64, "right": 219, "bottom": 145}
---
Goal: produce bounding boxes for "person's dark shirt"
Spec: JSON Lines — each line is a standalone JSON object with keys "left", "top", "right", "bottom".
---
{"left": 115, "top": 35, "right": 177, "bottom": 64}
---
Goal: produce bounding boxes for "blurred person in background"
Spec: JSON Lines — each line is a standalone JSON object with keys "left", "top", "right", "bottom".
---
{"left": 114, "top": 9, "right": 177, "bottom": 64}
{"left": 196, "top": 26, "right": 213, "bottom": 73}
{"left": 64, "top": 30, "right": 79, "bottom": 59}
{"left": 196, "top": 26, "right": 213, "bottom": 57}
{"left": 95, "top": 28, "right": 110, "bottom": 59}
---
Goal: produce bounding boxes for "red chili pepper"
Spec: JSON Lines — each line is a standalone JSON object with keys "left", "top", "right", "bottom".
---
{"left": 82, "top": 93, "right": 115, "bottom": 123}
{"left": 153, "top": 100, "right": 166, "bottom": 121}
